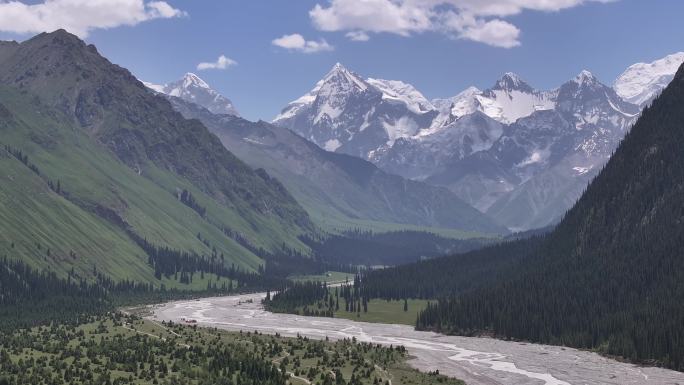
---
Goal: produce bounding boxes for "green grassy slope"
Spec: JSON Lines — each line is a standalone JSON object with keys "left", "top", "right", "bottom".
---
{"left": 0, "top": 88, "right": 267, "bottom": 281}
{"left": 0, "top": 30, "right": 312, "bottom": 282}
{"left": 0, "top": 150, "right": 153, "bottom": 282}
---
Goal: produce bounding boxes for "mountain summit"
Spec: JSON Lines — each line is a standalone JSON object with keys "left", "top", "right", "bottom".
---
{"left": 145, "top": 72, "right": 239, "bottom": 116}
{"left": 491, "top": 72, "right": 535, "bottom": 93}
{"left": 273, "top": 63, "right": 436, "bottom": 156}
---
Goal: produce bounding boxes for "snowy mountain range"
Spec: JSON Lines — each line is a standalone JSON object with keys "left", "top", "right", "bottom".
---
{"left": 144, "top": 73, "right": 240, "bottom": 116}
{"left": 273, "top": 53, "right": 684, "bottom": 230}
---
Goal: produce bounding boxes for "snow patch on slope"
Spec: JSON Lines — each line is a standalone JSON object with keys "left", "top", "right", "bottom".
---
{"left": 367, "top": 78, "right": 434, "bottom": 114}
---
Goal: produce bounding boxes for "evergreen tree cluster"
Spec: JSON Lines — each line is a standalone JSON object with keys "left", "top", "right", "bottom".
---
{"left": 0, "top": 257, "right": 109, "bottom": 331}
{"left": 264, "top": 281, "right": 332, "bottom": 316}
{"left": 0, "top": 315, "right": 287, "bottom": 385}
{"left": 301, "top": 229, "right": 489, "bottom": 266}
{"left": 178, "top": 189, "right": 207, "bottom": 217}
{"left": 4, "top": 144, "right": 40, "bottom": 175}
{"left": 265, "top": 276, "right": 380, "bottom": 318}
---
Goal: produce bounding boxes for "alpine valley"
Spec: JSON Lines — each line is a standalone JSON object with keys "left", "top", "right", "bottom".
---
{"left": 3, "top": 1, "right": 684, "bottom": 384}
{"left": 0, "top": 29, "right": 505, "bottom": 293}
{"left": 274, "top": 54, "right": 684, "bottom": 230}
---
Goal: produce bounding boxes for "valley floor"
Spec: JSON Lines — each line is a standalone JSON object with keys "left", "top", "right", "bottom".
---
{"left": 0, "top": 312, "right": 461, "bottom": 385}
{"left": 151, "top": 292, "right": 684, "bottom": 385}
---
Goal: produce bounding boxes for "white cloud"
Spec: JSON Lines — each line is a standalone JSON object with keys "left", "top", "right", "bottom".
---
{"left": 0, "top": 0, "right": 185, "bottom": 37}
{"left": 440, "top": 10, "right": 520, "bottom": 48}
{"left": 272, "top": 33, "right": 334, "bottom": 53}
{"left": 459, "top": 19, "right": 520, "bottom": 48}
{"left": 309, "top": 0, "right": 614, "bottom": 48}
{"left": 197, "top": 55, "right": 238, "bottom": 70}
{"left": 146, "top": 1, "right": 183, "bottom": 18}
{"left": 345, "top": 30, "right": 370, "bottom": 41}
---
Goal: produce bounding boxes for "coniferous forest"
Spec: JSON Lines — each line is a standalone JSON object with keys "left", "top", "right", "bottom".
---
{"left": 300, "top": 230, "right": 491, "bottom": 266}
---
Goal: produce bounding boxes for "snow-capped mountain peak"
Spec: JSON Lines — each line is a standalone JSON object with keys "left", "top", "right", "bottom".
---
{"left": 614, "top": 52, "right": 684, "bottom": 106}
{"left": 180, "top": 72, "right": 210, "bottom": 90}
{"left": 492, "top": 72, "right": 534, "bottom": 93}
{"left": 573, "top": 70, "right": 598, "bottom": 86}
{"left": 321, "top": 62, "right": 369, "bottom": 92}
{"left": 271, "top": 52, "right": 681, "bottom": 232}
{"left": 274, "top": 63, "right": 374, "bottom": 125}
{"left": 556, "top": 69, "right": 638, "bottom": 118}
{"left": 143, "top": 73, "right": 239, "bottom": 116}
{"left": 429, "top": 86, "right": 482, "bottom": 129}
{"left": 478, "top": 73, "right": 554, "bottom": 124}
{"left": 166, "top": 73, "right": 212, "bottom": 96}
{"left": 273, "top": 63, "right": 439, "bottom": 157}
{"left": 432, "top": 86, "right": 481, "bottom": 110}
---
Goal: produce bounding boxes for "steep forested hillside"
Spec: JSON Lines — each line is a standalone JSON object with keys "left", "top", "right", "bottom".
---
{"left": 361, "top": 63, "right": 684, "bottom": 370}
{"left": 0, "top": 30, "right": 311, "bottom": 282}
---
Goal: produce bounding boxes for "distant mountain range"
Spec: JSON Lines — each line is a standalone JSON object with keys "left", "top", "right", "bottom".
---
{"left": 148, "top": 74, "right": 506, "bottom": 236}
{"left": 273, "top": 54, "right": 683, "bottom": 230}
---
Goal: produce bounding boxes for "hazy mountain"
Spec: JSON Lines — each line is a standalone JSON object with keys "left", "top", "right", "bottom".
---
{"left": 371, "top": 111, "right": 505, "bottom": 180}
{"left": 166, "top": 94, "right": 507, "bottom": 236}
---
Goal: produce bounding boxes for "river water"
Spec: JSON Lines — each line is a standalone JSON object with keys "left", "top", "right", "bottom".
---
{"left": 151, "top": 292, "right": 684, "bottom": 385}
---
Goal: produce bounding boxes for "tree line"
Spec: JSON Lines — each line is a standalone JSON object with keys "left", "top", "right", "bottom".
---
{"left": 300, "top": 229, "right": 490, "bottom": 266}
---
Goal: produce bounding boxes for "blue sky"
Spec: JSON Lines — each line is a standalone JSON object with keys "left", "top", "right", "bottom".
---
{"left": 1, "top": 0, "right": 684, "bottom": 121}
